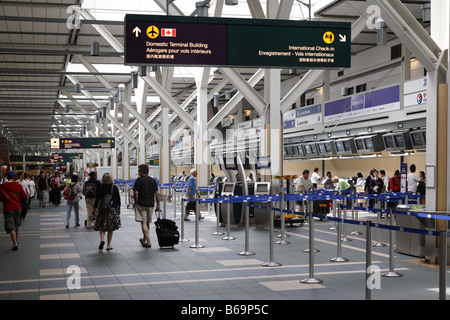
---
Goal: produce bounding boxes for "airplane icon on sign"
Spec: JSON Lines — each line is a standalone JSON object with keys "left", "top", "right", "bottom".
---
{"left": 147, "top": 26, "right": 159, "bottom": 39}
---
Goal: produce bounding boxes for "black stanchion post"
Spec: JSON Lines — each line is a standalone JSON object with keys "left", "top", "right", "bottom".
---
{"left": 180, "top": 198, "right": 189, "bottom": 242}
{"left": 439, "top": 229, "right": 447, "bottom": 300}
{"left": 366, "top": 220, "right": 372, "bottom": 300}
{"left": 222, "top": 197, "right": 235, "bottom": 240}
{"left": 303, "top": 198, "right": 319, "bottom": 253}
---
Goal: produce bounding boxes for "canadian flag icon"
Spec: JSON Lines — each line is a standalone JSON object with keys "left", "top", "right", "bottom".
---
{"left": 161, "top": 28, "right": 176, "bottom": 37}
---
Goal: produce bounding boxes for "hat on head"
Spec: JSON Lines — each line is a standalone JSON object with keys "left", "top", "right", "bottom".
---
{"left": 190, "top": 168, "right": 197, "bottom": 174}
{"left": 6, "top": 171, "right": 16, "bottom": 179}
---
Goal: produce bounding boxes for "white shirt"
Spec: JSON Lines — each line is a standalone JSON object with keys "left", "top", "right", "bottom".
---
{"left": 27, "top": 179, "right": 35, "bottom": 197}
{"left": 407, "top": 173, "right": 420, "bottom": 192}
{"left": 18, "top": 179, "right": 30, "bottom": 196}
{"left": 311, "top": 172, "right": 320, "bottom": 184}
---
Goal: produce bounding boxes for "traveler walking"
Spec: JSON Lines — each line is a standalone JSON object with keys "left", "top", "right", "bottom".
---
{"left": 133, "top": 164, "right": 160, "bottom": 247}
{"left": 94, "top": 173, "right": 121, "bottom": 251}
{"left": 63, "top": 174, "right": 83, "bottom": 228}
{"left": 0, "top": 171, "right": 28, "bottom": 250}
{"left": 36, "top": 172, "right": 49, "bottom": 207}
{"left": 184, "top": 168, "right": 203, "bottom": 221}
{"left": 17, "top": 173, "right": 30, "bottom": 220}
{"left": 83, "top": 171, "right": 101, "bottom": 229}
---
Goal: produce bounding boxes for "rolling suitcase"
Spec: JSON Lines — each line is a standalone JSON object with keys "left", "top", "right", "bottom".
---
{"left": 154, "top": 211, "right": 179, "bottom": 248}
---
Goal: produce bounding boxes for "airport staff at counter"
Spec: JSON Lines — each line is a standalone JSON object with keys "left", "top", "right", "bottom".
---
{"left": 295, "top": 170, "right": 315, "bottom": 213}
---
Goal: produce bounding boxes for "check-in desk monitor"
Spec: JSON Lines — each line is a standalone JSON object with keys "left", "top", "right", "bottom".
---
{"left": 254, "top": 182, "right": 271, "bottom": 195}
{"left": 221, "top": 182, "right": 235, "bottom": 196}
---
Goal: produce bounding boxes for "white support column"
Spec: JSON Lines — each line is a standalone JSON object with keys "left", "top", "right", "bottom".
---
{"left": 122, "top": 107, "right": 130, "bottom": 181}
{"left": 195, "top": 68, "right": 210, "bottom": 188}
{"left": 135, "top": 76, "right": 148, "bottom": 165}
{"left": 157, "top": 67, "right": 174, "bottom": 186}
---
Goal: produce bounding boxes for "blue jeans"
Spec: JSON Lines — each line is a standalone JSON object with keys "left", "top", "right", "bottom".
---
{"left": 65, "top": 200, "right": 79, "bottom": 226}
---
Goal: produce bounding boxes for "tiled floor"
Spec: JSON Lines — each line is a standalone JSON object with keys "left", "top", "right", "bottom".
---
{"left": 0, "top": 194, "right": 447, "bottom": 301}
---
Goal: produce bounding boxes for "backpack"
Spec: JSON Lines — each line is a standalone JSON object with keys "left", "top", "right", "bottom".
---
{"left": 99, "top": 185, "right": 115, "bottom": 210}
{"left": 83, "top": 181, "right": 97, "bottom": 198}
{"left": 63, "top": 184, "right": 75, "bottom": 200}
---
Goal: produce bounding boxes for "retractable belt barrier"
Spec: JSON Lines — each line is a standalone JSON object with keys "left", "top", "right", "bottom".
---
{"left": 183, "top": 190, "right": 446, "bottom": 299}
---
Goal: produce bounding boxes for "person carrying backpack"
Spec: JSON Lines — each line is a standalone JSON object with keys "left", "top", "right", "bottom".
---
{"left": 83, "top": 171, "right": 101, "bottom": 229}
{"left": 94, "top": 173, "right": 121, "bottom": 251}
{"left": 63, "top": 174, "right": 83, "bottom": 229}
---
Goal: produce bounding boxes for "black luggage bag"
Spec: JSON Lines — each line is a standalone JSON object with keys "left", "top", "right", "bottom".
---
{"left": 154, "top": 211, "right": 179, "bottom": 248}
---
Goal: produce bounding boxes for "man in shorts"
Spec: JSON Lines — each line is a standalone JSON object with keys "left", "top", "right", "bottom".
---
{"left": 36, "top": 172, "right": 49, "bottom": 207}
{"left": 133, "top": 164, "right": 160, "bottom": 248}
{"left": 0, "top": 171, "right": 28, "bottom": 250}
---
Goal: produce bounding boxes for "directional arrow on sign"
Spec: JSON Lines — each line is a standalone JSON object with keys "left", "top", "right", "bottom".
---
{"left": 339, "top": 34, "right": 347, "bottom": 42}
{"left": 133, "top": 27, "right": 141, "bottom": 37}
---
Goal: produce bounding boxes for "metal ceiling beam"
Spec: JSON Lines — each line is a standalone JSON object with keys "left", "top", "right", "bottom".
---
{"left": 368, "top": 0, "right": 445, "bottom": 72}
{"left": 219, "top": 68, "right": 267, "bottom": 115}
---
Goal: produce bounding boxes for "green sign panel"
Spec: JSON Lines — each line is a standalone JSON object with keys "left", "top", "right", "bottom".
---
{"left": 125, "top": 15, "right": 351, "bottom": 69}
{"left": 50, "top": 153, "right": 83, "bottom": 163}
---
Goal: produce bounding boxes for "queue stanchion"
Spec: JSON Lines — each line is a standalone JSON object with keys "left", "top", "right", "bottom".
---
{"left": 303, "top": 198, "right": 319, "bottom": 253}
{"left": 212, "top": 197, "right": 224, "bottom": 236}
{"left": 329, "top": 198, "right": 337, "bottom": 231}
{"left": 351, "top": 194, "right": 363, "bottom": 235}
{"left": 276, "top": 193, "right": 289, "bottom": 245}
{"left": 189, "top": 199, "right": 204, "bottom": 248}
{"left": 381, "top": 207, "right": 403, "bottom": 278}
{"left": 365, "top": 220, "right": 372, "bottom": 300}
{"left": 341, "top": 195, "right": 351, "bottom": 242}
{"left": 439, "top": 229, "right": 447, "bottom": 300}
{"left": 373, "top": 198, "right": 387, "bottom": 247}
{"left": 239, "top": 197, "right": 255, "bottom": 256}
{"left": 222, "top": 197, "right": 235, "bottom": 240}
{"left": 172, "top": 186, "right": 179, "bottom": 221}
{"left": 180, "top": 198, "right": 189, "bottom": 242}
{"left": 300, "top": 198, "right": 322, "bottom": 284}
{"left": 330, "top": 201, "right": 349, "bottom": 262}
{"left": 262, "top": 200, "right": 282, "bottom": 267}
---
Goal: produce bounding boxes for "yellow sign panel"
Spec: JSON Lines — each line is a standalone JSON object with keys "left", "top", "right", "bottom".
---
{"left": 323, "top": 31, "right": 335, "bottom": 44}
{"left": 146, "top": 26, "right": 159, "bottom": 39}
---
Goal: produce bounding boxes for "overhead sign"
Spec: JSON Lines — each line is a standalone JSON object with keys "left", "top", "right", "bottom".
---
{"left": 125, "top": 15, "right": 351, "bottom": 69}
{"left": 323, "top": 85, "right": 400, "bottom": 123}
{"left": 51, "top": 138, "right": 115, "bottom": 150}
{"left": 283, "top": 104, "right": 322, "bottom": 130}
{"left": 404, "top": 77, "right": 427, "bottom": 108}
{"left": 50, "top": 153, "right": 83, "bottom": 163}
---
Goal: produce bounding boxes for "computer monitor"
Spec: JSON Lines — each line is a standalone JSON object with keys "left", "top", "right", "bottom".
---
{"left": 355, "top": 139, "right": 365, "bottom": 150}
{"left": 324, "top": 142, "right": 332, "bottom": 153}
{"left": 411, "top": 132, "right": 423, "bottom": 146}
{"left": 285, "top": 147, "right": 292, "bottom": 156}
{"left": 335, "top": 141, "right": 344, "bottom": 152}
{"left": 296, "top": 145, "right": 304, "bottom": 157}
{"left": 310, "top": 144, "right": 317, "bottom": 154}
{"left": 394, "top": 134, "right": 404, "bottom": 148}
{"left": 318, "top": 143, "right": 325, "bottom": 153}
{"left": 364, "top": 138, "right": 373, "bottom": 149}
{"left": 255, "top": 182, "right": 270, "bottom": 194}
{"left": 256, "top": 156, "right": 270, "bottom": 169}
{"left": 304, "top": 144, "right": 312, "bottom": 155}
{"left": 343, "top": 140, "right": 351, "bottom": 151}
{"left": 384, "top": 135, "right": 395, "bottom": 148}
{"left": 222, "top": 183, "right": 235, "bottom": 196}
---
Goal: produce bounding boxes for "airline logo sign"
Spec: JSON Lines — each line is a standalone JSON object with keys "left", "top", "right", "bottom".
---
{"left": 404, "top": 77, "right": 427, "bottom": 108}
{"left": 283, "top": 104, "right": 322, "bottom": 131}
